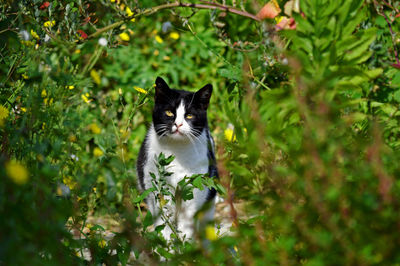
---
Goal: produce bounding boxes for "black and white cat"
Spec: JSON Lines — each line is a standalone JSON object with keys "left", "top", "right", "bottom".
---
{"left": 136, "top": 77, "right": 218, "bottom": 241}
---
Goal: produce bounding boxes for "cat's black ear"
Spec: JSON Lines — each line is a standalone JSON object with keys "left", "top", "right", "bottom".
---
{"left": 155, "top": 77, "right": 171, "bottom": 102}
{"left": 195, "top": 84, "right": 213, "bottom": 110}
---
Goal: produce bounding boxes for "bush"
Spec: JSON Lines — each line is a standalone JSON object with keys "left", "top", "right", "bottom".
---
{"left": 1, "top": 0, "right": 400, "bottom": 264}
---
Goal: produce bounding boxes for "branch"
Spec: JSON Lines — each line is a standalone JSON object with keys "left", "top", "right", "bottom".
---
{"left": 88, "top": 1, "right": 260, "bottom": 39}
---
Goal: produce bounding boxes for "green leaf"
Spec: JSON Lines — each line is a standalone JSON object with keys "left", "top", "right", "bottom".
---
{"left": 192, "top": 176, "right": 204, "bottom": 190}
{"left": 133, "top": 187, "right": 156, "bottom": 203}
{"left": 143, "top": 211, "right": 153, "bottom": 230}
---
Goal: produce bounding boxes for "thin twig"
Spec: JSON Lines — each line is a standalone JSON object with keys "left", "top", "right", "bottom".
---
{"left": 88, "top": 1, "right": 260, "bottom": 39}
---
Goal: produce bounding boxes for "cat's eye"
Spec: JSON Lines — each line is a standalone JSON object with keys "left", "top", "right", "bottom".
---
{"left": 186, "top": 114, "right": 194, "bottom": 119}
{"left": 165, "top": 110, "right": 174, "bottom": 117}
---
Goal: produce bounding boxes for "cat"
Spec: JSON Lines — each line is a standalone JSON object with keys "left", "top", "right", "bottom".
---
{"left": 136, "top": 77, "right": 218, "bottom": 241}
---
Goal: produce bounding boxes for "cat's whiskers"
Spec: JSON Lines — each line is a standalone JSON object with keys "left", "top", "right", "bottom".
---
{"left": 188, "top": 130, "right": 208, "bottom": 148}
{"left": 155, "top": 124, "right": 170, "bottom": 137}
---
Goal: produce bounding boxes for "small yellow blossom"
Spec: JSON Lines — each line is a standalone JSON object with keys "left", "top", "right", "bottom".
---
{"left": 133, "top": 86, "right": 147, "bottom": 94}
{"left": 21, "top": 40, "right": 35, "bottom": 46}
{"left": 49, "top": 98, "right": 53, "bottom": 105}
{"left": 153, "top": 49, "right": 159, "bottom": 56}
{"left": 44, "top": 20, "right": 56, "bottom": 27}
{"left": 41, "top": 89, "right": 47, "bottom": 98}
{"left": 22, "top": 73, "right": 29, "bottom": 79}
{"left": 0, "top": 105, "right": 9, "bottom": 120}
{"left": 224, "top": 128, "right": 236, "bottom": 142}
{"left": 169, "top": 32, "right": 180, "bottom": 40}
{"left": 5, "top": 160, "right": 29, "bottom": 185}
{"left": 56, "top": 186, "right": 63, "bottom": 196}
{"left": 74, "top": 49, "right": 81, "bottom": 54}
{"left": 110, "top": 0, "right": 115, "bottom": 2}
{"left": 126, "top": 7, "right": 135, "bottom": 22}
{"left": 118, "top": 88, "right": 123, "bottom": 95}
{"left": 21, "top": 107, "right": 27, "bottom": 112}
{"left": 90, "top": 69, "right": 101, "bottom": 85}
{"left": 42, "top": 122, "right": 46, "bottom": 130}
{"left": 163, "top": 55, "right": 171, "bottom": 61}
{"left": 63, "top": 176, "right": 77, "bottom": 190}
{"left": 275, "top": 16, "right": 284, "bottom": 23}
{"left": 119, "top": 32, "right": 130, "bottom": 41}
{"left": 155, "top": 35, "right": 163, "bottom": 44}
{"left": 81, "top": 94, "right": 91, "bottom": 104}
{"left": 98, "top": 239, "right": 107, "bottom": 248}
{"left": 93, "top": 147, "right": 104, "bottom": 157}
{"left": 126, "top": 6, "right": 134, "bottom": 16}
{"left": 44, "top": 98, "right": 48, "bottom": 105}
{"left": 205, "top": 225, "right": 218, "bottom": 241}
{"left": 66, "top": 85, "right": 74, "bottom": 90}
{"left": 68, "top": 134, "right": 77, "bottom": 142}
{"left": 31, "top": 29, "right": 39, "bottom": 39}
{"left": 89, "top": 123, "right": 101, "bottom": 134}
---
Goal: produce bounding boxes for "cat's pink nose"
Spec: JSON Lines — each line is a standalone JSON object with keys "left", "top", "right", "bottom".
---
{"left": 175, "top": 122, "right": 183, "bottom": 128}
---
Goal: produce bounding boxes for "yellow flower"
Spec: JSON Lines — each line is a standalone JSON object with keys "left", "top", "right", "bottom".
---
{"left": 224, "top": 128, "right": 236, "bottom": 142}
{"left": 134, "top": 86, "right": 147, "bottom": 94}
{"left": 56, "top": 186, "right": 63, "bottom": 196}
{"left": 74, "top": 49, "right": 81, "bottom": 54}
{"left": 93, "top": 147, "right": 104, "bottom": 157}
{"left": 22, "top": 73, "right": 29, "bottom": 79}
{"left": 110, "top": 0, "right": 115, "bottom": 2}
{"left": 169, "top": 32, "right": 180, "bottom": 40}
{"left": 90, "top": 69, "right": 101, "bottom": 85}
{"left": 66, "top": 85, "right": 74, "bottom": 90}
{"left": 98, "top": 239, "right": 107, "bottom": 248}
{"left": 163, "top": 55, "right": 171, "bottom": 61}
{"left": 5, "top": 161, "right": 29, "bottom": 185}
{"left": 126, "top": 7, "right": 135, "bottom": 22}
{"left": 155, "top": 35, "right": 163, "bottom": 44}
{"left": 21, "top": 107, "right": 27, "bottom": 112}
{"left": 205, "top": 225, "right": 218, "bottom": 241}
{"left": 89, "top": 123, "right": 101, "bottom": 134}
{"left": 30, "top": 29, "right": 39, "bottom": 39}
{"left": 81, "top": 94, "right": 91, "bottom": 104}
{"left": 68, "top": 134, "right": 77, "bottom": 142}
{"left": 44, "top": 20, "right": 56, "bottom": 27}
{"left": 118, "top": 88, "right": 123, "bottom": 95}
{"left": 153, "top": 49, "right": 159, "bottom": 56}
{"left": 41, "top": 89, "right": 47, "bottom": 98}
{"left": 63, "top": 176, "right": 77, "bottom": 190}
{"left": 119, "top": 32, "right": 130, "bottom": 41}
{"left": 275, "top": 16, "right": 284, "bottom": 23}
{"left": 0, "top": 105, "right": 9, "bottom": 120}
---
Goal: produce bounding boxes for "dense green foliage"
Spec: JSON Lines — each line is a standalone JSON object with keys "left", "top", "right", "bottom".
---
{"left": 1, "top": 0, "right": 400, "bottom": 264}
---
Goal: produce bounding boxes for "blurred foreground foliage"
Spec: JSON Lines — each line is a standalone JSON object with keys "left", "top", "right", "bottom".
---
{"left": 1, "top": 0, "right": 400, "bottom": 265}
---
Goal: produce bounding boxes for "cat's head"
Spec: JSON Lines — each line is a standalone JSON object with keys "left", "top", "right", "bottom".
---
{"left": 152, "top": 77, "right": 212, "bottom": 141}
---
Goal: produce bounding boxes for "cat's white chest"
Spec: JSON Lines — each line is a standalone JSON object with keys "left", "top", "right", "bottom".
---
{"left": 146, "top": 125, "right": 209, "bottom": 187}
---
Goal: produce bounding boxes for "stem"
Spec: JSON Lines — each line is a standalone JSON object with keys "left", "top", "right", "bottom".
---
{"left": 382, "top": 12, "right": 400, "bottom": 65}
{"left": 88, "top": 1, "right": 260, "bottom": 39}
